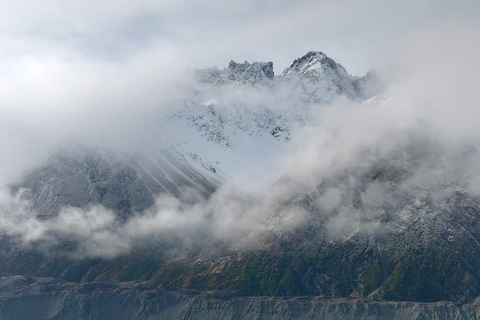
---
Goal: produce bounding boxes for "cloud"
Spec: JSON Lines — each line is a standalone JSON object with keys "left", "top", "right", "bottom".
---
{"left": 272, "top": 21, "right": 480, "bottom": 237}
{"left": 1, "top": 1, "right": 478, "bottom": 72}
{"left": 0, "top": 43, "right": 188, "bottom": 185}
{"left": 0, "top": 183, "right": 307, "bottom": 258}
{"left": 387, "top": 21, "right": 480, "bottom": 144}
{"left": 0, "top": 4, "right": 480, "bottom": 259}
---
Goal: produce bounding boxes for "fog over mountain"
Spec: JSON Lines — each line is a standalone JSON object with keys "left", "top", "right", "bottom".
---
{"left": 1, "top": 21, "right": 479, "bottom": 259}
{"left": 1, "top": 1, "right": 480, "bottom": 318}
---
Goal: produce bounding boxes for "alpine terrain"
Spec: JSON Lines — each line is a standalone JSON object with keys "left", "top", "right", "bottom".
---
{"left": 2, "top": 51, "right": 480, "bottom": 319}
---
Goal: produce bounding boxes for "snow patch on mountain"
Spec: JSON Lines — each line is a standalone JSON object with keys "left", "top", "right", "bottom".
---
{"left": 159, "top": 51, "right": 367, "bottom": 188}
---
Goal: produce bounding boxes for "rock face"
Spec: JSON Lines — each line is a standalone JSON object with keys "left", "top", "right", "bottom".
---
{"left": 1, "top": 277, "right": 479, "bottom": 320}
{"left": 282, "top": 51, "right": 358, "bottom": 100}
{"left": 196, "top": 60, "right": 274, "bottom": 85}
{"left": 15, "top": 146, "right": 220, "bottom": 219}
{"left": 227, "top": 60, "right": 275, "bottom": 82}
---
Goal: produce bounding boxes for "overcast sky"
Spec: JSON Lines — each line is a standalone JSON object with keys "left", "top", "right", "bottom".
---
{"left": 0, "top": 0, "right": 479, "bottom": 185}
{"left": 0, "top": 0, "right": 478, "bottom": 75}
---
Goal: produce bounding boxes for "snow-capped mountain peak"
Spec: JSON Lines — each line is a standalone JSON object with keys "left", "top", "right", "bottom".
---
{"left": 163, "top": 51, "right": 373, "bottom": 188}
{"left": 279, "top": 51, "right": 360, "bottom": 101}
{"left": 282, "top": 51, "right": 342, "bottom": 78}
{"left": 196, "top": 60, "right": 274, "bottom": 85}
{"left": 227, "top": 60, "right": 274, "bottom": 82}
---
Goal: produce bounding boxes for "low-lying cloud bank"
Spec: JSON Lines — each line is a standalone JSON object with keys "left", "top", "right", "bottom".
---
{"left": 0, "top": 183, "right": 311, "bottom": 258}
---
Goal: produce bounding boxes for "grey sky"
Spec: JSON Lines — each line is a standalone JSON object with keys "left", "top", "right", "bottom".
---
{"left": 0, "top": 0, "right": 478, "bottom": 75}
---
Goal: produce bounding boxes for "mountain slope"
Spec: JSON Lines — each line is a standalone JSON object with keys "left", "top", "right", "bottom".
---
{"left": 3, "top": 51, "right": 480, "bottom": 306}
{"left": 14, "top": 51, "right": 364, "bottom": 217}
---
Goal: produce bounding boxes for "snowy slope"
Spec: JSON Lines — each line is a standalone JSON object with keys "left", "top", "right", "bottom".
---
{"left": 158, "top": 51, "right": 364, "bottom": 189}
{"left": 16, "top": 51, "right": 367, "bottom": 216}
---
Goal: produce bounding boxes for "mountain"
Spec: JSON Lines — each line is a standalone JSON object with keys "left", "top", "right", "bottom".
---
{"left": 2, "top": 50, "right": 480, "bottom": 319}
{"left": 196, "top": 60, "right": 274, "bottom": 85}
{"left": 281, "top": 51, "right": 359, "bottom": 100}
{"left": 14, "top": 51, "right": 365, "bottom": 218}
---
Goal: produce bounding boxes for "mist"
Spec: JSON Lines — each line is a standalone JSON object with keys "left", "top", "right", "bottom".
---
{"left": 0, "top": 3, "right": 479, "bottom": 260}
